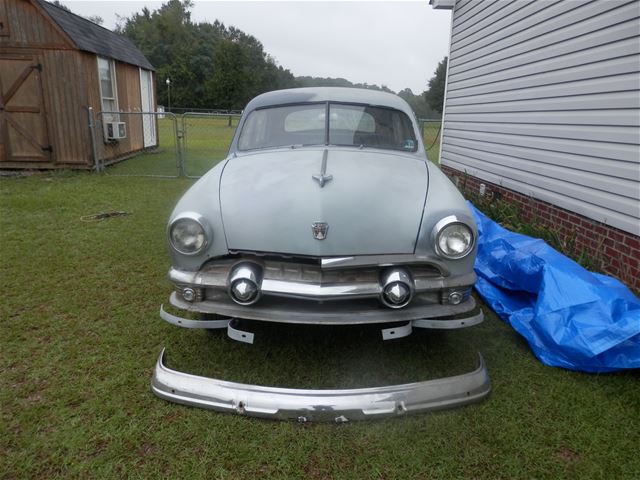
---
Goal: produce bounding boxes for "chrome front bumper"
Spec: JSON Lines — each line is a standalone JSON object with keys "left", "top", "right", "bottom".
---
{"left": 151, "top": 349, "right": 491, "bottom": 422}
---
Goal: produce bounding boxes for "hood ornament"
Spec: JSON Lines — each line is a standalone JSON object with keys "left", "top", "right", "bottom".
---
{"left": 312, "top": 149, "right": 333, "bottom": 188}
{"left": 311, "top": 222, "right": 329, "bottom": 240}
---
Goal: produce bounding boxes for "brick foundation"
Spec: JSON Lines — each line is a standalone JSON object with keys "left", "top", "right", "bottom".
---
{"left": 441, "top": 165, "right": 640, "bottom": 294}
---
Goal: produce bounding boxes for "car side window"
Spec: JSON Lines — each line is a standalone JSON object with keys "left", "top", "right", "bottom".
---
{"left": 238, "top": 109, "right": 269, "bottom": 150}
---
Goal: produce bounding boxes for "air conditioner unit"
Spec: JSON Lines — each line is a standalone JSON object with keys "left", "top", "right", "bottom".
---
{"left": 105, "top": 121, "right": 126, "bottom": 140}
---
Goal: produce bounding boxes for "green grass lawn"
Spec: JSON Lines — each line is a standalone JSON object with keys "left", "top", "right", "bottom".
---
{"left": 1, "top": 173, "right": 639, "bottom": 479}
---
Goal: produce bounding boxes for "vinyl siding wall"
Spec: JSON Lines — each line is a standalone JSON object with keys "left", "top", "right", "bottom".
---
{"left": 439, "top": 0, "right": 640, "bottom": 236}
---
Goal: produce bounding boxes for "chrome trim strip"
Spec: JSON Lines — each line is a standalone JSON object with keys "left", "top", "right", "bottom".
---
{"left": 261, "top": 278, "right": 381, "bottom": 300}
{"left": 169, "top": 268, "right": 205, "bottom": 284}
{"left": 320, "top": 254, "right": 446, "bottom": 272}
{"left": 413, "top": 311, "right": 484, "bottom": 329}
{"left": 160, "top": 304, "right": 230, "bottom": 329}
{"left": 151, "top": 349, "right": 491, "bottom": 422}
{"left": 320, "top": 256, "right": 354, "bottom": 267}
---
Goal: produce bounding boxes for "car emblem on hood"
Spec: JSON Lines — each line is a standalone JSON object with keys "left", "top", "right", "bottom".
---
{"left": 311, "top": 222, "right": 329, "bottom": 240}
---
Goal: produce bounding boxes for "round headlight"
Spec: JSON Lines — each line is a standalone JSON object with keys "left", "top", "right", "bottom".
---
{"left": 170, "top": 217, "right": 208, "bottom": 254}
{"left": 435, "top": 219, "right": 474, "bottom": 259}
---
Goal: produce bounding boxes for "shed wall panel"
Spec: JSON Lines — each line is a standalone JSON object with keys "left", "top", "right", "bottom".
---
{"left": 39, "top": 49, "right": 91, "bottom": 165}
{"left": 0, "top": 0, "right": 70, "bottom": 48}
{"left": 440, "top": 0, "right": 640, "bottom": 236}
{"left": 89, "top": 58, "right": 146, "bottom": 162}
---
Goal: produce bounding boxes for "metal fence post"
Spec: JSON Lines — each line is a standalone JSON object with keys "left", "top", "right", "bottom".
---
{"left": 87, "top": 106, "right": 101, "bottom": 172}
{"left": 175, "top": 113, "right": 186, "bottom": 177}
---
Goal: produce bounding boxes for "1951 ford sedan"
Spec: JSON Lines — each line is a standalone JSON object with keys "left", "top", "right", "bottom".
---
{"left": 152, "top": 88, "right": 490, "bottom": 421}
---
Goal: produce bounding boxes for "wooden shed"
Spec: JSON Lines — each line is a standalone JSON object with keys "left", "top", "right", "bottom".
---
{"left": 0, "top": 0, "right": 157, "bottom": 169}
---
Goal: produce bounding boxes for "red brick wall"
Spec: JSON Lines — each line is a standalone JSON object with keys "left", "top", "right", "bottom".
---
{"left": 441, "top": 165, "right": 640, "bottom": 294}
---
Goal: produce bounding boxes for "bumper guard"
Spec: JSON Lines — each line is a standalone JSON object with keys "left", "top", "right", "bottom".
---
{"left": 160, "top": 304, "right": 483, "bottom": 344}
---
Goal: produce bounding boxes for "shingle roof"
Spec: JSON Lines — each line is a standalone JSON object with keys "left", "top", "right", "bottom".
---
{"left": 36, "top": 0, "right": 154, "bottom": 70}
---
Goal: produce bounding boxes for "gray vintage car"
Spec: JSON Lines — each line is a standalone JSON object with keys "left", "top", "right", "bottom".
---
{"left": 152, "top": 88, "right": 490, "bottom": 421}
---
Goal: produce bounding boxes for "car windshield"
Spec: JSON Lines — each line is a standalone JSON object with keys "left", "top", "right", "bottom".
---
{"left": 237, "top": 102, "right": 418, "bottom": 152}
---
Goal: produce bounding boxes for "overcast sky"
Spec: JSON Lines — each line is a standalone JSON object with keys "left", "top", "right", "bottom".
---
{"left": 61, "top": 1, "right": 452, "bottom": 93}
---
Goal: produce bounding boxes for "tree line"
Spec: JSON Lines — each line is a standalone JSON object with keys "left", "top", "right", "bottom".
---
{"left": 112, "top": 0, "right": 446, "bottom": 115}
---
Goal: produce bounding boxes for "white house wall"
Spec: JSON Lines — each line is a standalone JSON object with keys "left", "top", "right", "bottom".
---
{"left": 439, "top": 0, "right": 640, "bottom": 235}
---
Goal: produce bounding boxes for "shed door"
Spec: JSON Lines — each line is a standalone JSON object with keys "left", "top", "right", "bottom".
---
{"left": 139, "top": 68, "right": 156, "bottom": 147}
{"left": 0, "top": 56, "right": 51, "bottom": 163}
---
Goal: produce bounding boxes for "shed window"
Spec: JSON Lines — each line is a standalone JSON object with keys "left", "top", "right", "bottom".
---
{"left": 97, "top": 57, "right": 118, "bottom": 115}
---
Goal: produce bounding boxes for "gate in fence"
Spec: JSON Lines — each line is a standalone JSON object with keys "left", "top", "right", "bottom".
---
{"left": 180, "top": 112, "right": 240, "bottom": 178}
{"left": 88, "top": 109, "right": 440, "bottom": 177}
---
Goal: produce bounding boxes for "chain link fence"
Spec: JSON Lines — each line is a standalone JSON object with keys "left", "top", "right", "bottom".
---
{"left": 417, "top": 118, "right": 442, "bottom": 162}
{"left": 180, "top": 113, "right": 240, "bottom": 178}
{"left": 89, "top": 109, "right": 181, "bottom": 177}
{"left": 87, "top": 109, "right": 442, "bottom": 177}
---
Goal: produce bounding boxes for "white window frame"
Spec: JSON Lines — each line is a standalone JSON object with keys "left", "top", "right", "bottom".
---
{"left": 97, "top": 56, "right": 120, "bottom": 137}
{"left": 97, "top": 56, "right": 119, "bottom": 112}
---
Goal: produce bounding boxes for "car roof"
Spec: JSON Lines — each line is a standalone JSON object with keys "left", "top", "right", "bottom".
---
{"left": 245, "top": 87, "right": 415, "bottom": 118}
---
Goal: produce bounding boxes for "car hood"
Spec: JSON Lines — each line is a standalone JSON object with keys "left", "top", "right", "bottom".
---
{"left": 219, "top": 147, "right": 429, "bottom": 256}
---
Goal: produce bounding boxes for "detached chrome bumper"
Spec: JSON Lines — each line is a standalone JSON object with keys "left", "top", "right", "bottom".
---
{"left": 151, "top": 349, "right": 491, "bottom": 422}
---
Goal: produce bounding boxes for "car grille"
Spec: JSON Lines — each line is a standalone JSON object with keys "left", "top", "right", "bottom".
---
{"left": 200, "top": 254, "right": 442, "bottom": 285}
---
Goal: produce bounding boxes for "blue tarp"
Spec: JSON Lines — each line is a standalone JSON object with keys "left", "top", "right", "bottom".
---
{"left": 470, "top": 203, "right": 640, "bottom": 372}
